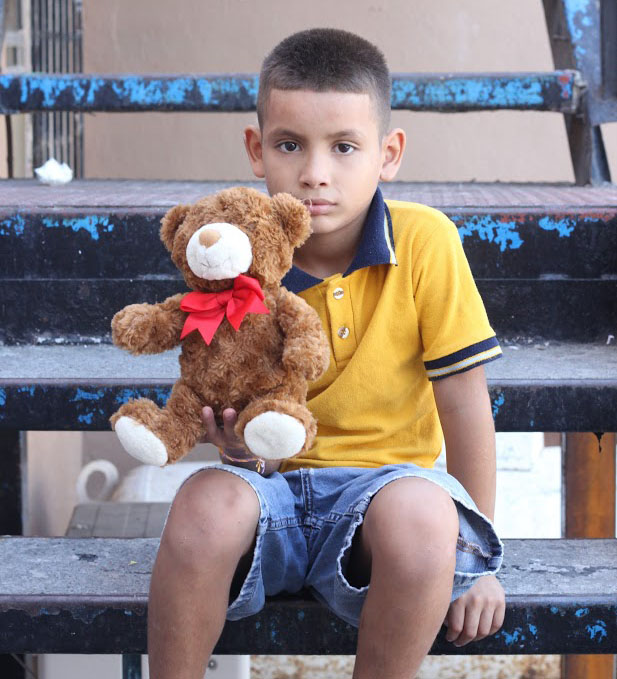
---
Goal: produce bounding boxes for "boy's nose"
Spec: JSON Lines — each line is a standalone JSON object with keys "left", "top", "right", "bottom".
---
{"left": 299, "top": 155, "right": 329, "bottom": 187}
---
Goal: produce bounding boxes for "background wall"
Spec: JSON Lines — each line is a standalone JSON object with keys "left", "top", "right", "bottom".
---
{"left": 81, "top": 0, "right": 617, "bottom": 182}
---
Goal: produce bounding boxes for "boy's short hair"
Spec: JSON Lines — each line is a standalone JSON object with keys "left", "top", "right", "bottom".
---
{"left": 257, "top": 28, "right": 392, "bottom": 137}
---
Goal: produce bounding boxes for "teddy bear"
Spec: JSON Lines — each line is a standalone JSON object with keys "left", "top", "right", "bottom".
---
{"left": 109, "top": 186, "right": 330, "bottom": 467}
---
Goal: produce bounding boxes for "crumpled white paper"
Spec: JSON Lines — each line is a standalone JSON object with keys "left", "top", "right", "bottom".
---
{"left": 34, "top": 158, "right": 74, "bottom": 185}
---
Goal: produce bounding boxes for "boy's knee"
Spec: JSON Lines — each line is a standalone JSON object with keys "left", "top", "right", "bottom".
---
{"left": 364, "top": 477, "right": 459, "bottom": 573}
{"left": 162, "top": 469, "right": 261, "bottom": 566}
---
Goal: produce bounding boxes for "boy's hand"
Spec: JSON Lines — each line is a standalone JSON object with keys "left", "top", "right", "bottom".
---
{"left": 199, "top": 406, "right": 247, "bottom": 457}
{"left": 443, "top": 574, "right": 505, "bottom": 646}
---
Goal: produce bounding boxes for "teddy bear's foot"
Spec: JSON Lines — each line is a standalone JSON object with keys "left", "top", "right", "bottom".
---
{"left": 244, "top": 411, "right": 306, "bottom": 460}
{"left": 114, "top": 416, "right": 169, "bottom": 466}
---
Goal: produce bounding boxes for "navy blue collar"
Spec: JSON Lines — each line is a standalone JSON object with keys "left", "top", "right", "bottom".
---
{"left": 282, "top": 187, "right": 397, "bottom": 294}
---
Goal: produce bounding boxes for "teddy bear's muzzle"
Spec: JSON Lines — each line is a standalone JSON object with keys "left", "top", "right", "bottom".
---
{"left": 186, "top": 222, "right": 253, "bottom": 280}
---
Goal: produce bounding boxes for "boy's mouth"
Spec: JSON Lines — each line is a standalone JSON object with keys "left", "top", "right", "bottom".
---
{"left": 301, "top": 198, "right": 335, "bottom": 216}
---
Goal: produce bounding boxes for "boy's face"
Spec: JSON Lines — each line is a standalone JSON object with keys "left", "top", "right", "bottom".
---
{"left": 244, "top": 89, "right": 405, "bottom": 240}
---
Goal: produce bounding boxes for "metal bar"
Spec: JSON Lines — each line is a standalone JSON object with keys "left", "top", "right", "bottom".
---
{"left": 543, "top": 0, "right": 613, "bottom": 184}
{"left": 0, "top": 430, "right": 23, "bottom": 534}
{"left": 563, "top": 432, "right": 616, "bottom": 679}
{"left": 601, "top": 0, "right": 617, "bottom": 97}
{"left": 122, "top": 655, "right": 142, "bottom": 679}
{"left": 1, "top": 380, "right": 616, "bottom": 433}
{"left": 564, "top": 109, "right": 612, "bottom": 185}
{"left": 0, "top": 71, "right": 582, "bottom": 114}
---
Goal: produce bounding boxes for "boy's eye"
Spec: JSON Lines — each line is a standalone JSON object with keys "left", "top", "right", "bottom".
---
{"left": 278, "top": 141, "right": 299, "bottom": 153}
{"left": 335, "top": 143, "right": 354, "bottom": 155}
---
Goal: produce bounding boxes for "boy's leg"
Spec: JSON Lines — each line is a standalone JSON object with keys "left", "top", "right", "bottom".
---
{"left": 349, "top": 477, "right": 459, "bottom": 679}
{"left": 148, "top": 469, "right": 261, "bottom": 679}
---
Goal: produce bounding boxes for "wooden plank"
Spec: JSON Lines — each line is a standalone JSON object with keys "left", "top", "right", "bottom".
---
{"left": 564, "top": 432, "right": 616, "bottom": 679}
{"left": 564, "top": 433, "right": 616, "bottom": 538}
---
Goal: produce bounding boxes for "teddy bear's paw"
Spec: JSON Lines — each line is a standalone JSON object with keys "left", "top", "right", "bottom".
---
{"left": 114, "top": 416, "right": 169, "bottom": 466}
{"left": 244, "top": 412, "right": 306, "bottom": 460}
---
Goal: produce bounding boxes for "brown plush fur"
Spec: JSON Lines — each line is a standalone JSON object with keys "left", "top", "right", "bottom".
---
{"left": 110, "top": 187, "right": 330, "bottom": 464}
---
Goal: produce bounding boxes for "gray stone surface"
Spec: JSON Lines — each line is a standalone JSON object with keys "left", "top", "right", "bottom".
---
{"left": 0, "top": 536, "right": 615, "bottom": 598}
{"left": 0, "top": 342, "right": 615, "bottom": 383}
{"left": 2, "top": 179, "right": 617, "bottom": 208}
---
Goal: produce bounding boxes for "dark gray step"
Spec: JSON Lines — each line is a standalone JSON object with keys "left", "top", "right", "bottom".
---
{"left": 1, "top": 343, "right": 616, "bottom": 432}
{"left": 2, "top": 181, "right": 615, "bottom": 280}
{"left": 2, "top": 278, "right": 615, "bottom": 344}
{"left": 0, "top": 71, "right": 581, "bottom": 114}
{"left": 0, "top": 535, "right": 614, "bottom": 654}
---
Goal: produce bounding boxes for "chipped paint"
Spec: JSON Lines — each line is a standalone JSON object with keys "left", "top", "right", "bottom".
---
{"left": 78, "top": 413, "right": 94, "bottom": 425}
{"left": 499, "top": 626, "right": 526, "bottom": 646}
{"left": 71, "top": 388, "right": 105, "bottom": 402}
{"left": 564, "top": 0, "right": 592, "bottom": 57}
{"left": 0, "top": 388, "right": 6, "bottom": 407}
{"left": 587, "top": 619, "right": 608, "bottom": 642}
{"left": 575, "top": 607, "right": 590, "bottom": 617}
{"left": 557, "top": 72, "right": 574, "bottom": 100}
{"left": 115, "top": 388, "right": 170, "bottom": 405}
{"left": 538, "top": 216, "right": 576, "bottom": 238}
{"left": 0, "top": 213, "right": 26, "bottom": 237}
{"left": 391, "top": 73, "right": 575, "bottom": 110}
{"left": 454, "top": 214, "right": 524, "bottom": 252}
{"left": 492, "top": 393, "right": 505, "bottom": 419}
{"left": 41, "top": 215, "right": 114, "bottom": 241}
{"left": 528, "top": 623, "right": 538, "bottom": 636}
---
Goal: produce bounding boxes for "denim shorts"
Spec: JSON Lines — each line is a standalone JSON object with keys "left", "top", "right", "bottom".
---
{"left": 179, "top": 462, "right": 504, "bottom": 628}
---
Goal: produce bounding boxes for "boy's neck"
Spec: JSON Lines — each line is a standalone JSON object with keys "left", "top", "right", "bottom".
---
{"left": 292, "top": 217, "right": 365, "bottom": 280}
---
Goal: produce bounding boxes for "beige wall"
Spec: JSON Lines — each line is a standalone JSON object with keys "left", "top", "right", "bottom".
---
{"left": 81, "top": 0, "right": 617, "bottom": 182}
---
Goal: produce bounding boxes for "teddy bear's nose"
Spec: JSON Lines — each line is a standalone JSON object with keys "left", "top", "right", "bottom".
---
{"left": 199, "top": 229, "right": 222, "bottom": 248}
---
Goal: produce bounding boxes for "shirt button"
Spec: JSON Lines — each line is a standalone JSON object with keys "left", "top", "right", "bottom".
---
{"left": 333, "top": 287, "right": 344, "bottom": 300}
{"left": 337, "top": 326, "right": 350, "bottom": 339}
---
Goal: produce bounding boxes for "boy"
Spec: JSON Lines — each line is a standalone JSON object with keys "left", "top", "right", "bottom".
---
{"left": 149, "top": 28, "right": 505, "bottom": 679}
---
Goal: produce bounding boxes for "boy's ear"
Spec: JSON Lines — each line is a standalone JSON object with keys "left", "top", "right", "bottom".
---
{"left": 271, "top": 193, "right": 312, "bottom": 248}
{"left": 379, "top": 128, "right": 406, "bottom": 182}
{"left": 160, "top": 204, "right": 190, "bottom": 252}
{"left": 244, "top": 125, "right": 265, "bottom": 178}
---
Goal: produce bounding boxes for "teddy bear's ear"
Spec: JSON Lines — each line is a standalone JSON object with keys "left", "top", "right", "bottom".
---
{"left": 271, "top": 193, "right": 311, "bottom": 248}
{"left": 160, "top": 204, "right": 190, "bottom": 252}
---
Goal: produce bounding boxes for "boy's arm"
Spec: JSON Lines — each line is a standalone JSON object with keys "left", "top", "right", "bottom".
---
{"left": 431, "top": 365, "right": 505, "bottom": 647}
{"left": 431, "top": 364, "right": 495, "bottom": 520}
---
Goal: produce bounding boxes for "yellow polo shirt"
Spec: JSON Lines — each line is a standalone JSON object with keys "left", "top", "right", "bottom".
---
{"left": 280, "top": 188, "right": 501, "bottom": 472}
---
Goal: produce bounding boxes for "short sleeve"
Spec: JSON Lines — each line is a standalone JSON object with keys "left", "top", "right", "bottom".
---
{"left": 412, "top": 212, "right": 502, "bottom": 381}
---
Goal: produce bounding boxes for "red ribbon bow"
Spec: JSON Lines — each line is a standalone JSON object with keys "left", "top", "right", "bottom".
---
{"left": 180, "top": 274, "right": 270, "bottom": 345}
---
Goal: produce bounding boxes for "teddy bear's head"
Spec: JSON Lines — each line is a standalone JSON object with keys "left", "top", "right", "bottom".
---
{"left": 160, "top": 187, "right": 311, "bottom": 292}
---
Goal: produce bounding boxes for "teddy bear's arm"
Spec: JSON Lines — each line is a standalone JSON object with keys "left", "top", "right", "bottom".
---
{"left": 277, "top": 288, "right": 330, "bottom": 381}
{"left": 111, "top": 293, "right": 186, "bottom": 355}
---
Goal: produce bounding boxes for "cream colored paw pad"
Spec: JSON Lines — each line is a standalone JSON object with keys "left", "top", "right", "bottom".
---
{"left": 244, "top": 411, "right": 306, "bottom": 460}
{"left": 114, "top": 416, "right": 168, "bottom": 466}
